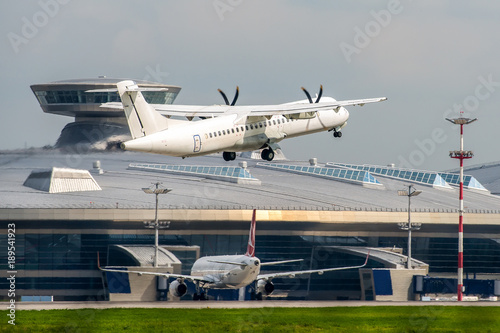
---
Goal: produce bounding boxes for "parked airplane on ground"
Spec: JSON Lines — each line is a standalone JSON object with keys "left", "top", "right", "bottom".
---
{"left": 101, "top": 80, "right": 386, "bottom": 161}
{"left": 98, "top": 209, "right": 370, "bottom": 300}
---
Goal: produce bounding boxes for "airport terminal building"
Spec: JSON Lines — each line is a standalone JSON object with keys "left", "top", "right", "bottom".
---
{"left": 1, "top": 78, "right": 499, "bottom": 302}
{"left": 1, "top": 150, "right": 499, "bottom": 301}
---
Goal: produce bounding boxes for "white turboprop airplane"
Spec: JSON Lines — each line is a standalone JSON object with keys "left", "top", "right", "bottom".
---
{"left": 101, "top": 80, "right": 386, "bottom": 161}
{"left": 98, "top": 209, "right": 370, "bottom": 300}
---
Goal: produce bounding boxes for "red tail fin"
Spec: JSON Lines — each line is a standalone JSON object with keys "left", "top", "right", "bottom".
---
{"left": 245, "top": 209, "right": 256, "bottom": 257}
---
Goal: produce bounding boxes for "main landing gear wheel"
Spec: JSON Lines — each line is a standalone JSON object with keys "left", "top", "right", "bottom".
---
{"left": 250, "top": 291, "right": 263, "bottom": 301}
{"left": 223, "top": 151, "right": 236, "bottom": 161}
{"left": 333, "top": 131, "right": 342, "bottom": 138}
{"left": 261, "top": 148, "right": 275, "bottom": 161}
{"left": 193, "top": 292, "right": 208, "bottom": 301}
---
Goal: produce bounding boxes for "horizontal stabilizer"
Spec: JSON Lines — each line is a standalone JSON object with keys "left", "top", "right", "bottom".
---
{"left": 207, "top": 259, "right": 248, "bottom": 267}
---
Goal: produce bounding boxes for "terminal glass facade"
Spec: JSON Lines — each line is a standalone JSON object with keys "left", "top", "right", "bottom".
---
{"left": 2, "top": 224, "right": 500, "bottom": 301}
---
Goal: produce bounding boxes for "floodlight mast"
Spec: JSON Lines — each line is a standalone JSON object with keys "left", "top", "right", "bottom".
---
{"left": 445, "top": 116, "right": 477, "bottom": 301}
{"left": 398, "top": 185, "right": 422, "bottom": 269}
{"left": 142, "top": 182, "right": 172, "bottom": 268}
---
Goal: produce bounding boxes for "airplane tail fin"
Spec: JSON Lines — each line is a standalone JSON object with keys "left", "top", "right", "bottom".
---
{"left": 245, "top": 209, "right": 257, "bottom": 257}
{"left": 117, "top": 80, "right": 170, "bottom": 139}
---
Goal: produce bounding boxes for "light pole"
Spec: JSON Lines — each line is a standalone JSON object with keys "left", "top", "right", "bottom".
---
{"left": 142, "top": 182, "right": 171, "bottom": 268}
{"left": 446, "top": 116, "right": 477, "bottom": 301}
{"left": 398, "top": 185, "right": 422, "bottom": 269}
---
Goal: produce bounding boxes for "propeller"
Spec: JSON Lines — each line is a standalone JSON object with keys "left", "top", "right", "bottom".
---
{"left": 218, "top": 86, "right": 239, "bottom": 106}
{"left": 301, "top": 85, "right": 323, "bottom": 103}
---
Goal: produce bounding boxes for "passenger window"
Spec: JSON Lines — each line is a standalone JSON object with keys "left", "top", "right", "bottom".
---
{"left": 209, "top": 133, "right": 213, "bottom": 138}
{"left": 218, "top": 131, "right": 222, "bottom": 136}
{"left": 259, "top": 123, "right": 263, "bottom": 128}
{"left": 222, "top": 130, "right": 226, "bottom": 135}
{"left": 273, "top": 120, "right": 276, "bottom": 125}
{"left": 231, "top": 128, "right": 235, "bottom": 134}
{"left": 246, "top": 125, "right": 249, "bottom": 130}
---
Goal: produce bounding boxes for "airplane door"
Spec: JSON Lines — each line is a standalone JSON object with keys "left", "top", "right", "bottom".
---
{"left": 193, "top": 134, "right": 202, "bottom": 153}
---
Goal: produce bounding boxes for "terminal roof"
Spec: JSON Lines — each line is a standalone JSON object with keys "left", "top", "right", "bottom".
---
{"left": 0, "top": 150, "right": 499, "bottom": 211}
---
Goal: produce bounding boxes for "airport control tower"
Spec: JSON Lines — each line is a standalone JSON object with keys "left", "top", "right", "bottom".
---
{"left": 30, "top": 77, "right": 181, "bottom": 149}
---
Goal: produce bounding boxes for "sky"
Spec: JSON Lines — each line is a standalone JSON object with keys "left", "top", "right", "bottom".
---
{"left": 1, "top": 0, "right": 499, "bottom": 171}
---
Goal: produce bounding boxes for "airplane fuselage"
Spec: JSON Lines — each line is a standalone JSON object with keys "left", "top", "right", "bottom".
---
{"left": 190, "top": 255, "right": 261, "bottom": 289}
{"left": 122, "top": 103, "right": 349, "bottom": 158}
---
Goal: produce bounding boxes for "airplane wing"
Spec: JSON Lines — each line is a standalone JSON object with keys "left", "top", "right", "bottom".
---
{"left": 100, "top": 97, "right": 387, "bottom": 118}
{"left": 260, "top": 259, "right": 304, "bottom": 266}
{"left": 99, "top": 102, "right": 231, "bottom": 117}
{"left": 98, "top": 265, "right": 211, "bottom": 282}
{"left": 257, "top": 251, "right": 370, "bottom": 281}
{"left": 97, "top": 254, "right": 213, "bottom": 284}
{"left": 152, "top": 98, "right": 387, "bottom": 118}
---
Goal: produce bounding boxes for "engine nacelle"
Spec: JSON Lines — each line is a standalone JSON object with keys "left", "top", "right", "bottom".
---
{"left": 256, "top": 279, "right": 274, "bottom": 295}
{"left": 169, "top": 279, "right": 188, "bottom": 298}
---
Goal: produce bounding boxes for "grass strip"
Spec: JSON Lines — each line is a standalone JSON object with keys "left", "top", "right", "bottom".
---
{"left": 1, "top": 306, "right": 500, "bottom": 332}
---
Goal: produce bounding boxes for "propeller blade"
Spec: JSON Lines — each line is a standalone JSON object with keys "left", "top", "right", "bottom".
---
{"left": 301, "top": 87, "right": 313, "bottom": 103}
{"left": 315, "top": 85, "right": 323, "bottom": 103}
{"left": 231, "top": 86, "right": 239, "bottom": 106}
{"left": 218, "top": 89, "right": 230, "bottom": 105}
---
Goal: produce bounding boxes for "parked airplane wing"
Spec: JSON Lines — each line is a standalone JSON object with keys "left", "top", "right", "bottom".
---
{"left": 256, "top": 251, "right": 370, "bottom": 281}
{"left": 97, "top": 253, "right": 214, "bottom": 284}
{"left": 260, "top": 259, "right": 304, "bottom": 266}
